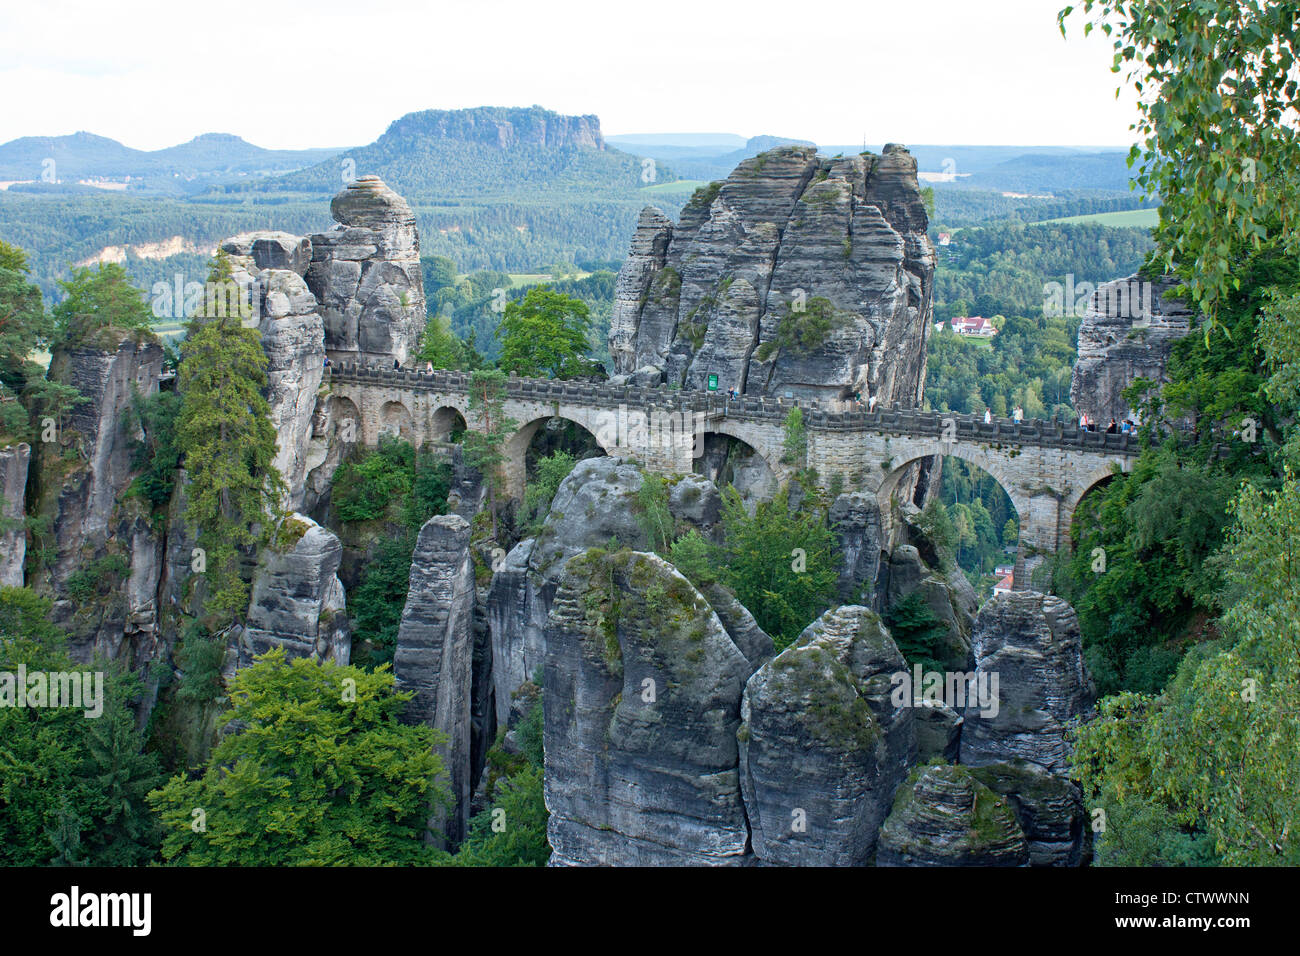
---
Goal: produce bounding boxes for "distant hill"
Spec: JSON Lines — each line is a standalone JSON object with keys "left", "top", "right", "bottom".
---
{"left": 951, "top": 150, "right": 1134, "bottom": 194}
{"left": 230, "top": 106, "right": 666, "bottom": 201}
{"left": 0, "top": 130, "right": 339, "bottom": 195}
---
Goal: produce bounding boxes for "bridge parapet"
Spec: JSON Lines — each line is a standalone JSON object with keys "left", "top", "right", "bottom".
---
{"left": 326, "top": 362, "right": 1146, "bottom": 455}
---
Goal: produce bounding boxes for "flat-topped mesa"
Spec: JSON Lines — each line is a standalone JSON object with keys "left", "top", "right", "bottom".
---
{"left": 306, "top": 175, "right": 426, "bottom": 366}
{"left": 608, "top": 143, "right": 935, "bottom": 406}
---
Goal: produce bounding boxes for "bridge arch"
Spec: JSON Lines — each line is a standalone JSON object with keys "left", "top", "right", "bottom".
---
{"left": 379, "top": 400, "right": 414, "bottom": 443}
{"left": 502, "top": 413, "right": 613, "bottom": 501}
{"left": 877, "top": 445, "right": 1022, "bottom": 518}
{"left": 702, "top": 419, "right": 785, "bottom": 481}
{"left": 327, "top": 395, "right": 362, "bottom": 446}
{"left": 696, "top": 429, "right": 780, "bottom": 510}
{"left": 877, "top": 445, "right": 1026, "bottom": 589}
{"left": 430, "top": 405, "right": 468, "bottom": 443}
{"left": 1059, "top": 461, "right": 1125, "bottom": 545}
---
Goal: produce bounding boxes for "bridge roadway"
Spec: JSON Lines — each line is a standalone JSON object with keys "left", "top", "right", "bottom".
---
{"left": 323, "top": 362, "right": 1141, "bottom": 583}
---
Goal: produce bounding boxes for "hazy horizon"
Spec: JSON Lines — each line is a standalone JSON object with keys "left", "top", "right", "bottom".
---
{"left": 3, "top": 0, "right": 1141, "bottom": 152}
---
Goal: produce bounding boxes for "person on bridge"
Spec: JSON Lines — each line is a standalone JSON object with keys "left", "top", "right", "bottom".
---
{"left": 393, "top": 359, "right": 400, "bottom": 370}
{"left": 1012, "top": 405, "right": 1024, "bottom": 423}
{"left": 983, "top": 407, "right": 992, "bottom": 424}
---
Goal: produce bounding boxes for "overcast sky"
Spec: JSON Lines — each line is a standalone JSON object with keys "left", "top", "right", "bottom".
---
{"left": 1, "top": 0, "right": 1141, "bottom": 151}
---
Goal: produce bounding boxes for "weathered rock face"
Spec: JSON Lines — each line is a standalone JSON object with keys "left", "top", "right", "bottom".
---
{"left": 307, "top": 176, "right": 425, "bottom": 366}
{"left": 914, "top": 700, "right": 962, "bottom": 763}
{"left": 487, "top": 538, "right": 545, "bottom": 729}
{"left": 0, "top": 442, "right": 30, "bottom": 586}
{"left": 609, "top": 144, "right": 935, "bottom": 405}
{"left": 877, "top": 763, "right": 1029, "bottom": 866}
{"left": 488, "top": 457, "right": 727, "bottom": 727}
{"left": 1071, "top": 274, "right": 1193, "bottom": 425}
{"left": 739, "top": 605, "right": 915, "bottom": 866}
{"left": 882, "top": 544, "right": 974, "bottom": 670}
{"left": 217, "top": 233, "right": 327, "bottom": 512}
{"left": 969, "top": 762, "right": 1089, "bottom": 867}
{"left": 49, "top": 337, "right": 164, "bottom": 542}
{"left": 701, "top": 582, "right": 773, "bottom": 670}
{"left": 33, "top": 336, "right": 165, "bottom": 663}
{"left": 961, "top": 591, "right": 1095, "bottom": 773}
{"left": 544, "top": 549, "right": 753, "bottom": 866}
{"left": 609, "top": 207, "right": 672, "bottom": 375}
{"left": 393, "top": 514, "right": 476, "bottom": 846}
{"left": 829, "top": 492, "right": 884, "bottom": 604}
{"left": 257, "top": 271, "right": 325, "bottom": 509}
{"left": 240, "top": 514, "right": 349, "bottom": 666}
{"left": 219, "top": 231, "right": 313, "bottom": 276}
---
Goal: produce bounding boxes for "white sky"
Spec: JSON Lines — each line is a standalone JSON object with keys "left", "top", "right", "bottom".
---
{"left": 0, "top": 0, "right": 1141, "bottom": 151}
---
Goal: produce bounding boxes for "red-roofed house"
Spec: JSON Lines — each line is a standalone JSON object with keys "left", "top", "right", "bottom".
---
{"left": 949, "top": 316, "right": 997, "bottom": 337}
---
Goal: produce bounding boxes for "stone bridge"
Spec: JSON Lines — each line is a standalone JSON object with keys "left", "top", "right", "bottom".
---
{"left": 324, "top": 363, "right": 1141, "bottom": 584}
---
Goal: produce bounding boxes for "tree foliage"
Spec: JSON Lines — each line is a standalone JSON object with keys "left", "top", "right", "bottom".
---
{"left": 1060, "top": 1, "right": 1300, "bottom": 326}
{"left": 52, "top": 261, "right": 153, "bottom": 348}
{"left": 718, "top": 487, "right": 840, "bottom": 650}
{"left": 495, "top": 287, "right": 593, "bottom": 379}
{"left": 0, "top": 587, "right": 163, "bottom": 867}
{"left": 148, "top": 648, "right": 450, "bottom": 865}
{"left": 176, "top": 254, "right": 284, "bottom": 627}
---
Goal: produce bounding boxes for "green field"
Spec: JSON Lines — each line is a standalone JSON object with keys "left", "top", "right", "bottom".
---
{"left": 503, "top": 272, "right": 592, "bottom": 288}
{"left": 1042, "top": 207, "right": 1160, "bottom": 228}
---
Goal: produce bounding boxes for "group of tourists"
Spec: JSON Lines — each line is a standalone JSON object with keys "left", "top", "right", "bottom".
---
{"left": 981, "top": 405, "right": 1025, "bottom": 423}
{"left": 1077, "top": 412, "right": 1137, "bottom": 434}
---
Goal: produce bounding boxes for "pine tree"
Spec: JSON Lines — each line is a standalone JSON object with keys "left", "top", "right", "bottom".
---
{"left": 462, "top": 369, "right": 515, "bottom": 540}
{"left": 46, "top": 792, "right": 86, "bottom": 867}
{"left": 176, "top": 253, "right": 284, "bottom": 629}
{"left": 75, "top": 689, "right": 164, "bottom": 866}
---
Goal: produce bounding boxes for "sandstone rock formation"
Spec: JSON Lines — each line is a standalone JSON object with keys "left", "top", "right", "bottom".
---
{"left": 969, "top": 762, "right": 1089, "bottom": 867}
{"left": 31, "top": 334, "right": 165, "bottom": 663}
{"left": 307, "top": 176, "right": 426, "bottom": 366}
{"left": 1071, "top": 274, "right": 1193, "bottom": 425}
{"left": 960, "top": 590, "right": 1095, "bottom": 773}
{"left": 609, "top": 144, "right": 935, "bottom": 406}
{"left": 393, "top": 514, "right": 476, "bottom": 846}
{"left": 700, "top": 582, "right": 773, "bottom": 670}
{"left": 739, "top": 605, "right": 915, "bottom": 865}
{"left": 877, "top": 763, "right": 1029, "bottom": 866}
{"left": 544, "top": 549, "right": 753, "bottom": 865}
{"left": 914, "top": 699, "right": 962, "bottom": 763}
{"left": 255, "top": 269, "right": 326, "bottom": 510}
{"left": 882, "top": 543, "right": 975, "bottom": 670}
{"left": 219, "top": 231, "right": 312, "bottom": 276}
{"left": 829, "top": 492, "right": 884, "bottom": 603}
{"left": 221, "top": 236, "right": 327, "bottom": 512}
{"left": 0, "top": 442, "right": 29, "bottom": 586}
{"left": 240, "top": 514, "right": 349, "bottom": 666}
{"left": 487, "top": 457, "right": 730, "bottom": 728}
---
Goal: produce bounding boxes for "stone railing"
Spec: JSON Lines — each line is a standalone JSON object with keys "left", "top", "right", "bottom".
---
{"left": 325, "top": 362, "right": 1144, "bottom": 455}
